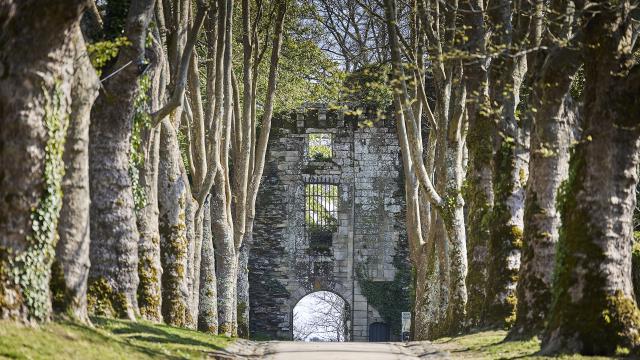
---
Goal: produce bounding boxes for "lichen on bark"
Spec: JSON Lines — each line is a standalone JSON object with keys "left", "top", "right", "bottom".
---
{"left": 87, "top": 276, "right": 130, "bottom": 318}
{"left": 6, "top": 84, "right": 69, "bottom": 322}
{"left": 486, "top": 140, "right": 522, "bottom": 329}
{"left": 633, "top": 241, "right": 640, "bottom": 299}
{"left": 543, "top": 146, "right": 640, "bottom": 355}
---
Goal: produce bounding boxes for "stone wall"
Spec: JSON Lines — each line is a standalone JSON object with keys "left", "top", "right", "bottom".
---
{"left": 248, "top": 105, "right": 409, "bottom": 341}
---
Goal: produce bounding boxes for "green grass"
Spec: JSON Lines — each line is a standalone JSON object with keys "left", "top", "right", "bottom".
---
{"left": 432, "top": 330, "right": 625, "bottom": 359}
{"left": 0, "top": 317, "right": 233, "bottom": 359}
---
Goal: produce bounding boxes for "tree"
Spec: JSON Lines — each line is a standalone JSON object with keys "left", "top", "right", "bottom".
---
{"left": 88, "top": 0, "right": 155, "bottom": 320}
{"left": 483, "top": 0, "right": 533, "bottom": 329}
{"left": 0, "top": 0, "right": 92, "bottom": 322}
{"left": 542, "top": 0, "right": 640, "bottom": 354}
{"left": 311, "top": 0, "right": 387, "bottom": 72}
{"left": 509, "top": 0, "right": 581, "bottom": 339}
{"left": 461, "top": 0, "right": 493, "bottom": 329}
{"left": 384, "top": 0, "right": 468, "bottom": 339}
{"left": 139, "top": 0, "right": 209, "bottom": 328}
{"left": 52, "top": 27, "right": 101, "bottom": 323}
{"left": 211, "top": 0, "right": 287, "bottom": 336}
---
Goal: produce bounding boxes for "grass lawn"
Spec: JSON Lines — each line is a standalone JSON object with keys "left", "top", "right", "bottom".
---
{"left": 0, "top": 317, "right": 233, "bottom": 360}
{"left": 431, "top": 330, "right": 630, "bottom": 359}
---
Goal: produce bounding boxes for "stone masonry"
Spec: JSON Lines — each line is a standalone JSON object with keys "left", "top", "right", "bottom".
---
{"left": 248, "top": 105, "right": 409, "bottom": 341}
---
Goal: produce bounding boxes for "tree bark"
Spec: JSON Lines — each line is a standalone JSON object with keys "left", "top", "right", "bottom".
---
{"left": 237, "top": 235, "right": 251, "bottom": 338}
{"left": 135, "top": 23, "right": 166, "bottom": 322}
{"left": 52, "top": 27, "right": 100, "bottom": 323}
{"left": 0, "top": 0, "right": 87, "bottom": 322}
{"left": 509, "top": 44, "right": 580, "bottom": 339}
{"left": 484, "top": 0, "right": 530, "bottom": 328}
{"left": 212, "top": 174, "right": 237, "bottom": 336}
{"left": 158, "top": 119, "right": 191, "bottom": 327}
{"left": 198, "top": 199, "right": 218, "bottom": 333}
{"left": 136, "top": 125, "right": 163, "bottom": 322}
{"left": 542, "top": 1, "right": 640, "bottom": 354}
{"left": 461, "top": 0, "right": 493, "bottom": 329}
{"left": 88, "top": 0, "right": 156, "bottom": 320}
{"left": 184, "top": 184, "right": 198, "bottom": 329}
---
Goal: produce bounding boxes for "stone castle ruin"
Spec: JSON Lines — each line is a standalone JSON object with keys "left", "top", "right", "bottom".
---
{"left": 248, "top": 105, "right": 411, "bottom": 341}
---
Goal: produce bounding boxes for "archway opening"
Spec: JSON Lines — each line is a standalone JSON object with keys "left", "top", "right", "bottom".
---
{"left": 292, "top": 291, "right": 349, "bottom": 342}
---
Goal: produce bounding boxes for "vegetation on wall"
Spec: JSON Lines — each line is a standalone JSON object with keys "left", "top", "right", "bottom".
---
{"left": 356, "top": 235, "right": 412, "bottom": 337}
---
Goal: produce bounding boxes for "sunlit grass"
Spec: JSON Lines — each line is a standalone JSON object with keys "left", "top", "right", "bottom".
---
{"left": 432, "top": 330, "right": 625, "bottom": 359}
{"left": 0, "top": 317, "right": 233, "bottom": 359}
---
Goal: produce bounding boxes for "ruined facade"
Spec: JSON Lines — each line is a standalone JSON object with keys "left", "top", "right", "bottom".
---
{"left": 248, "top": 105, "right": 411, "bottom": 341}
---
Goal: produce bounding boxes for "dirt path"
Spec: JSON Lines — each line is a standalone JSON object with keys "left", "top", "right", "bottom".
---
{"left": 214, "top": 340, "right": 449, "bottom": 359}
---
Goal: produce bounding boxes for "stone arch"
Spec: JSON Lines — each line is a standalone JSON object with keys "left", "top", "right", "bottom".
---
{"left": 288, "top": 282, "right": 351, "bottom": 311}
{"left": 290, "top": 287, "right": 352, "bottom": 341}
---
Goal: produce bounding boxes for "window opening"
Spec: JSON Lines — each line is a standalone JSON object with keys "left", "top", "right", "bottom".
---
{"left": 305, "top": 183, "right": 338, "bottom": 252}
{"left": 307, "top": 133, "right": 333, "bottom": 161}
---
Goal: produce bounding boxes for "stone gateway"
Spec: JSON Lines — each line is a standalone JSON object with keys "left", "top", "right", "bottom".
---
{"left": 248, "top": 105, "right": 411, "bottom": 341}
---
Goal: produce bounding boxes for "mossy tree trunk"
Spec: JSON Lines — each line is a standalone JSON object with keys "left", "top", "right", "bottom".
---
{"left": 633, "top": 241, "right": 640, "bottom": 299}
{"left": 88, "top": 0, "right": 156, "bottom": 320}
{"left": 0, "top": 1, "right": 87, "bottom": 322}
{"left": 542, "top": 1, "right": 640, "bottom": 354}
{"left": 484, "top": 0, "right": 531, "bottom": 329}
{"left": 236, "top": 233, "right": 251, "bottom": 338}
{"left": 52, "top": 28, "right": 100, "bottom": 323}
{"left": 136, "top": 125, "right": 162, "bottom": 322}
{"left": 185, "top": 188, "right": 199, "bottom": 329}
{"left": 385, "top": 0, "right": 469, "bottom": 338}
{"left": 198, "top": 200, "right": 218, "bottom": 333}
{"left": 135, "top": 22, "right": 168, "bottom": 323}
{"left": 461, "top": 0, "right": 493, "bottom": 329}
{"left": 158, "top": 119, "right": 191, "bottom": 327}
{"left": 442, "top": 146, "right": 468, "bottom": 335}
{"left": 212, "top": 175, "right": 237, "bottom": 336}
{"left": 509, "top": 23, "right": 581, "bottom": 338}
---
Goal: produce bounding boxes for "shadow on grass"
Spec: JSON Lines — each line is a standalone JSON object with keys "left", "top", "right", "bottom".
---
{"left": 58, "top": 320, "right": 180, "bottom": 360}
{"left": 55, "top": 317, "right": 229, "bottom": 360}
{"left": 433, "top": 330, "right": 539, "bottom": 360}
{"left": 93, "top": 317, "right": 227, "bottom": 351}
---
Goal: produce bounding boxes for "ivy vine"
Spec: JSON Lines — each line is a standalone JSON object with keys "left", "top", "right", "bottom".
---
{"left": 355, "top": 235, "right": 412, "bottom": 337}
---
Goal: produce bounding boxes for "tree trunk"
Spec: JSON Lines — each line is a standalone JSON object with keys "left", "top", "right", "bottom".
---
{"left": 88, "top": 0, "right": 155, "bottom": 320}
{"left": 484, "top": 0, "right": 530, "bottom": 329}
{"left": 0, "top": 1, "right": 85, "bottom": 321}
{"left": 485, "top": 57, "right": 528, "bottom": 328}
{"left": 485, "top": 136, "right": 526, "bottom": 328}
{"left": 136, "top": 28, "right": 166, "bottom": 321}
{"left": 509, "top": 48, "right": 580, "bottom": 338}
{"left": 52, "top": 28, "right": 100, "bottom": 323}
{"left": 198, "top": 199, "right": 218, "bottom": 333}
{"left": 158, "top": 119, "right": 191, "bottom": 327}
{"left": 237, "top": 234, "right": 251, "bottom": 338}
{"left": 185, "top": 186, "right": 199, "bottom": 329}
{"left": 136, "top": 125, "right": 162, "bottom": 322}
{"left": 542, "top": 2, "right": 640, "bottom": 353}
{"left": 443, "top": 148, "right": 468, "bottom": 335}
{"left": 462, "top": 0, "right": 493, "bottom": 328}
{"left": 211, "top": 174, "right": 237, "bottom": 336}
{"left": 214, "top": 225, "right": 237, "bottom": 336}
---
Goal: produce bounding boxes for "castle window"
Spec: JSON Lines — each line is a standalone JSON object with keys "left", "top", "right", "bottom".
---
{"left": 305, "top": 183, "right": 338, "bottom": 252}
{"left": 307, "top": 133, "right": 333, "bottom": 161}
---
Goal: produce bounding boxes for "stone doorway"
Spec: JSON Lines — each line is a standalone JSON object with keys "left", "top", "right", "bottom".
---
{"left": 292, "top": 291, "right": 350, "bottom": 342}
